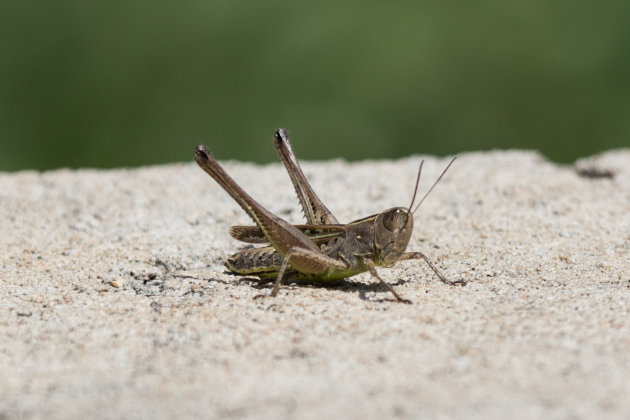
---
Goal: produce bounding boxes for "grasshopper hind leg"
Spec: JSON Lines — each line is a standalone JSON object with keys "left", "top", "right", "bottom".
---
{"left": 273, "top": 129, "right": 338, "bottom": 225}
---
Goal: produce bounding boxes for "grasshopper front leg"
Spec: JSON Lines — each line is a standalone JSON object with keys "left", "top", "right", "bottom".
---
{"left": 400, "top": 252, "right": 467, "bottom": 286}
{"left": 364, "top": 259, "right": 412, "bottom": 304}
{"left": 194, "top": 146, "right": 347, "bottom": 295}
{"left": 269, "top": 246, "right": 348, "bottom": 297}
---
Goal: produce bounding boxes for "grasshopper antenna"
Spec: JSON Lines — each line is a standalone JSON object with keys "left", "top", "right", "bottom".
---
{"left": 412, "top": 157, "right": 457, "bottom": 215}
{"left": 407, "top": 160, "right": 424, "bottom": 213}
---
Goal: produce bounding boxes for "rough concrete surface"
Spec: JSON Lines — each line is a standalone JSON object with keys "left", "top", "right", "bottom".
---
{"left": 1, "top": 149, "right": 629, "bottom": 419}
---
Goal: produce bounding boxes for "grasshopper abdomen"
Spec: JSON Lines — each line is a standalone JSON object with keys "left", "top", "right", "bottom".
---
{"left": 226, "top": 246, "right": 283, "bottom": 278}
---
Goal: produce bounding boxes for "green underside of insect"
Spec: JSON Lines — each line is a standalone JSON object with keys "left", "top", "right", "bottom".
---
{"left": 225, "top": 245, "right": 368, "bottom": 282}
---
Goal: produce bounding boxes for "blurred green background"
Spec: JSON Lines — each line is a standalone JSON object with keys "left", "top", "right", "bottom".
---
{"left": 1, "top": 1, "right": 629, "bottom": 171}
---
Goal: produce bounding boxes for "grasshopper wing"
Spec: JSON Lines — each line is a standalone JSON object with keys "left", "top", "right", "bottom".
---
{"left": 230, "top": 224, "right": 346, "bottom": 244}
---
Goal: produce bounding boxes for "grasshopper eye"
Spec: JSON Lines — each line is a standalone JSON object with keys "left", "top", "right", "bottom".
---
{"left": 383, "top": 209, "right": 407, "bottom": 231}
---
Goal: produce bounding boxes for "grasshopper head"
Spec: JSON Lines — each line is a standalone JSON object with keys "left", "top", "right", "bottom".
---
{"left": 374, "top": 207, "right": 413, "bottom": 267}
{"left": 372, "top": 157, "right": 457, "bottom": 267}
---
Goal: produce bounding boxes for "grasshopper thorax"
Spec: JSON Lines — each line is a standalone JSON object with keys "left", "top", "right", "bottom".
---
{"left": 374, "top": 207, "right": 414, "bottom": 267}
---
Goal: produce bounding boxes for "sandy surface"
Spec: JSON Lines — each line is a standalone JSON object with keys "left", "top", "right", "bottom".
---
{"left": 1, "top": 149, "right": 629, "bottom": 419}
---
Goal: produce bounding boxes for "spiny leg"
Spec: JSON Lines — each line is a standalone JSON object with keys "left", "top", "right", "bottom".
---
{"left": 273, "top": 129, "right": 338, "bottom": 225}
{"left": 400, "top": 252, "right": 467, "bottom": 286}
{"left": 194, "top": 145, "right": 325, "bottom": 257}
{"left": 365, "top": 259, "right": 412, "bottom": 304}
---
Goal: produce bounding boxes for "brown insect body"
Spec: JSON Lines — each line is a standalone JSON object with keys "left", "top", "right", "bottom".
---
{"left": 194, "top": 129, "right": 465, "bottom": 303}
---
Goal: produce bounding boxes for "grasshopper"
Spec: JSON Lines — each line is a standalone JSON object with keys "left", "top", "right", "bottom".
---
{"left": 194, "top": 129, "right": 465, "bottom": 303}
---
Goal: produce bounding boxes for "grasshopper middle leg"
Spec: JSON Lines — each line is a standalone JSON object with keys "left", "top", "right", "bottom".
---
{"left": 270, "top": 246, "right": 347, "bottom": 297}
